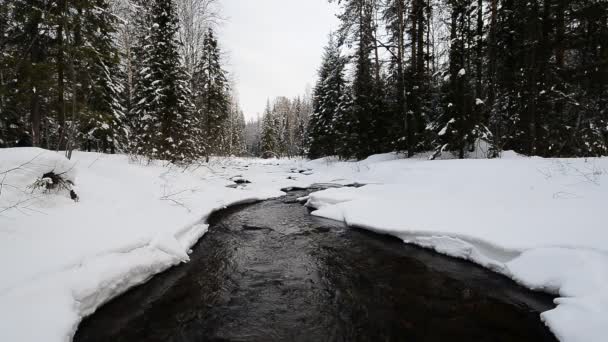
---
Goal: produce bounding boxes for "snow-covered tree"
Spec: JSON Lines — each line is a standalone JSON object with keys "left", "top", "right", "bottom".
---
{"left": 260, "top": 100, "right": 279, "bottom": 158}
{"left": 229, "top": 108, "right": 246, "bottom": 156}
{"left": 130, "top": 0, "right": 201, "bottom": 162}
{"left": 224, "top": 89, "right": 246, "bottom": 156}
{"left": 245, "top": 115, "right": 262, "bottom": 156}
{"left": 307, "top": 36, "right": 348, "bottom": 159}
{"left": 76, "top": 0, "right": 128, "bottom": 154}
{"left": 192, "top": 27, "right": 230, "bottom": 157}
{"left": 291, "top": 96, "right": 311, "bottom": 156}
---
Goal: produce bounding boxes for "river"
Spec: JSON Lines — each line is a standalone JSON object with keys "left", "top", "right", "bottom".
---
{"left": 75, "top": 189, "right": 557, "bottom": 342}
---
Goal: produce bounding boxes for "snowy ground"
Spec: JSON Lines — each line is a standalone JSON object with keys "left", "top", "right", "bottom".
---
{"left": 1, "top": 148, "right": 606, "bottom": 342}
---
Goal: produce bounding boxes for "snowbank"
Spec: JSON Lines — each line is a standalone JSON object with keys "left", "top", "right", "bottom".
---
{"left": 304, "top": 156, "right": 608, "bottom": 342}
{"left": 1, "top": 148, "right": 606, "bottom": 342}
{"left": 0, "top": 148, "right": 315, "bottom": 342}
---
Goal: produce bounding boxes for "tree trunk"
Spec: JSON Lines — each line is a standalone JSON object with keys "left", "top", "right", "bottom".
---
{"left": 28, "top": 4, "right": 43, "bottom": 147}
{"left": 475, "top": 0, "right": 484, "bottom": 124}
{"left": 487, "top": 0, "right": 498, "bottom": 109}
{"left": 30, "top": 86, "right": 41, "bottom": 147}
{"left": 410, "top": 0, "right": 418, "bottom": 75}
{"left": 56, "top": 0, "right": 66, "bottom": 151}
{"left": 407, "top": 0, "right": 419, "bottom": 157}
{"left": 416, "top": 0, "right": 425, "bottom": 77}
{"left": 426, "top": 0, "right": 432, "bottom": 73}
{"left": 372, "top": 2, "right": 381, "bottom": 83}
{"left": 555, "top": 0, "right": 565, "bottom": 69}
{"left": 395, "top": 0, "right": 408, "bottom": 156}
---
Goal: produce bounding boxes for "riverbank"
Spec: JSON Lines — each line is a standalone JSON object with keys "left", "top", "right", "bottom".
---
{"left": 74, "top": 189, "right": 556, "bottom": 342}
{"left": 304, "top": 155, "right": 608, "bottom": 342}
{"left": 1, "top": 148, "right": 606, "bottom": 342}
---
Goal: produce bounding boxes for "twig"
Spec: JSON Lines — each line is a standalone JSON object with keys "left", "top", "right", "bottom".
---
{"left": 88, "top": 154, "right": 104, "bottom": 168}
{"left": 0, "top": 195, "right": 43, "bottom": 216}
{"left": 0, "top": 152, "right": 44, "bottom": 176}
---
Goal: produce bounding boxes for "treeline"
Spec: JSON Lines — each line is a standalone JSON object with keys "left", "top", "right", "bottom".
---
{"left": 245, "top": 95, "right": 313, "bottom": 158}
{"left": 308, "top": 0, "right": 608, "bottom": 159}
{"left": 0, "top": 0, "right": 246, "bottom": 162}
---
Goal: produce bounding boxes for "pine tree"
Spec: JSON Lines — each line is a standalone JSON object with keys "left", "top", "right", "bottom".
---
{"left": 2, "top": 0, "right": 55, "bottom": 147}
{"left": 192, "top": 27, "right": 230, "bottom": 157}
{"left": 231, "top": 109, "right": 246, "bottom": 156}
{"left": 226, "top": 94, "right": 246, "bottom": 156}
{"left": 272, "top": 97, "right": 291, "bottom": 157}
{"left": 382, "top": 0, "right": 408, "bottom": 153}
{"left": 292, "top": 96, "right": 310, "bottom": 156}
{"left": 130, "top": 0, "right": 201, "bottom": 162}
{"left": 465, "top": 0, "right": 607, "bottom": 157}
{"left": 430, "top": 0, "right": 491, "bottom": 159}
{"left": 0, "top": 1, "right": 22, "bottom": 147}
{"left": 331, "top": 0, "right": 387, "bottom": 159}
{"left": 351, "top": 0, "right": 382, "bottom": 159}
{"left": 307, "top": 36, "right": 347, "bottom": 159}
{"left": 245, "top": 115, "right": 263, "bottom": 157}
{"left": 260, "top": 100, "right": 278, "bottom": 158}
{"left": 75, "top": 0, "right": 127, "bottom": 154}
{"left": 333, "top": 90, "right": 355, "bottom": 158}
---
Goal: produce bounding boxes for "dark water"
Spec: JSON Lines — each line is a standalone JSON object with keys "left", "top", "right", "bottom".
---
{"left": 75, "top": 190, "right": 557, "bottom": 342}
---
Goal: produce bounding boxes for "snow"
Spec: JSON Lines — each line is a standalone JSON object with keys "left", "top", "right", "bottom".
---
{"left": 438, "top": 118, "right": 456, "bottom": 136}
{"left": 0, "top": 149, "right": 304, "bottom": 342}
{"left": 304, "top": 155, "right": 608, "bottom": 342}
{"left": 1, "top": 148, "right": 607, "bottom": 342}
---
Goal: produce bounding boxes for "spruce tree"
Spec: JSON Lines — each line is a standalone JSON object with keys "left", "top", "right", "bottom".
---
{"left": 260, "top": 100, "right": 278, "bottom": 157}
{"left": 192, "top": 28, "right": 230, "bottom": 157}
{"left": 130, "top": 0, "right": 200, "bottom": 162}
{"left": 3, "top": 0, "right": 55, "bottom": 147}
{"left": 382, "top": 0, "right": 408, "bottom": 153}
{"left": 431, "top": 0, "right": 490, "bottom": 159}
{"left": 0, "top": 1, "right": 22, "bottom": 147}
{"left": 307, "top": 36, "right": 347, "bottom": 159}
{"left": 331, "top": 0, "right": 386, "bottom": 159}
{"left": 230, "top": 109, "right": 246, "bottom": 156}
{"left": 292, "top": 96, "right": 310, "bottom": 156}
{"left": 351, "top": 0, "right": 379, "bottom": 159}
{"left": 272, "top": 97, "right": 291, "bottom": 157}
{"left": 76, "top": 0, "right": 127, "bottom": 154}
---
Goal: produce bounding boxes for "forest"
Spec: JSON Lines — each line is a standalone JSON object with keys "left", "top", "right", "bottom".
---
{"left": 306, "top": 0, "right": 608, "bottom": 159}
{"left": 0, "top": 0, "right": 246, "bottom": 162}
{"left": 1, "top": 0, "right": 607, "bottom": 161}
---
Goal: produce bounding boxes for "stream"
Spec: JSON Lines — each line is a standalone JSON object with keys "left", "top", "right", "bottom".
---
{"left": 74, "top": 189, "right": 557, "bottom": 342}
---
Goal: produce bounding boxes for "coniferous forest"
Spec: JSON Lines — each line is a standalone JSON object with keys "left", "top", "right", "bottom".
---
{"left": 308, "top": 0, "right": 608, "bottom": 160}
{"left": 1, "top": 0, "right": 607, "bottom": 161}
{"left": 0, "top": 0, "right": 245, "bottom": 162}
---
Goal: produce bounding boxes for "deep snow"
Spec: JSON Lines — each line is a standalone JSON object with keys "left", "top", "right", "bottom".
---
{"left": 0, "top": 148, "right": 606, "bottom": 342}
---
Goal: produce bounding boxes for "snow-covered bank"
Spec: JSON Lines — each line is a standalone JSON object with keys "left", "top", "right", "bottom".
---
{"left": 304, "top": 155, "right": 608, "bottom": 342}
{"left": 0, "top": 148, "right": 315, "bottom": 342}
{"left": 1, "top": 148, "right": 606, "bottom": 342}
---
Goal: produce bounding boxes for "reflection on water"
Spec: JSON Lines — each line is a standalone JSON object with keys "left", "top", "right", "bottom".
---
{"left": 75, "top": 190, "right": 557, "bottom": 342}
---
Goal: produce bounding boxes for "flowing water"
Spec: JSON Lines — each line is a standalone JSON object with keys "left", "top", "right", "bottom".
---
{"left": 74, "top": 189, "right": 557, "bottom": 342}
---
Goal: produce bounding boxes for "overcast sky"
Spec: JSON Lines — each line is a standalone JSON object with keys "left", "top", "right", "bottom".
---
{"left": 218, "top": 0, "right": 339, "bottom": 121}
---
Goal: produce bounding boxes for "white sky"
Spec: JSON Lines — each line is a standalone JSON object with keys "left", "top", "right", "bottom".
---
{"left": 218, "top": 0, "right": 339, "bottom": 121}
